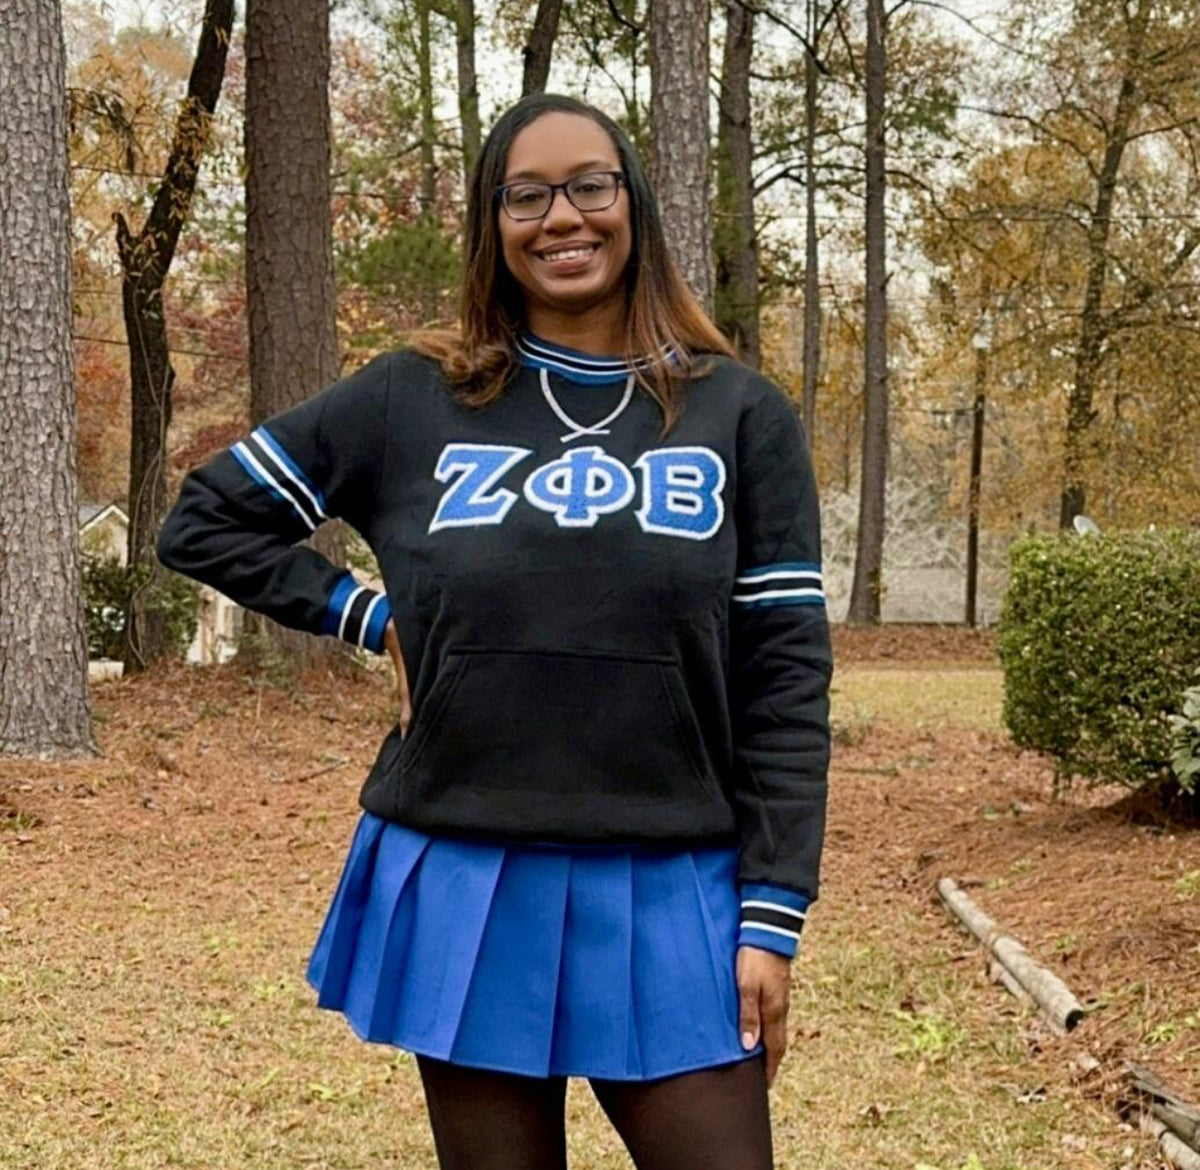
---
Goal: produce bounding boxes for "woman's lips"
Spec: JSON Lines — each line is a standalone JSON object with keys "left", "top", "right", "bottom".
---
{"left": 535, "top": 242, "right": 601, "bottom": 273}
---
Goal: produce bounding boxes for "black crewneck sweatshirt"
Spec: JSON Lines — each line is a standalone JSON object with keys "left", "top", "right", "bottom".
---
{"left": 156, "top": 332, "right": 833, "bottom": 958}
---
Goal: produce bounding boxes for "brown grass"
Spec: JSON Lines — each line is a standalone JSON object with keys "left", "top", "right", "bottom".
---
{"left": 0, "top": 625, "right": 1194, "bottom": 1169}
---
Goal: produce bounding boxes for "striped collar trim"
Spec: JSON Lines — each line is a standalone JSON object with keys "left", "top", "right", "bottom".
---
{"left": 516, "top": 329, "right": 681, "bottom": 385}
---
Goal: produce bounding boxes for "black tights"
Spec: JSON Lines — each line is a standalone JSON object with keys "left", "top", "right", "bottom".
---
{"left": 416, "top": 1051, "right": 774, "bottom": 1170}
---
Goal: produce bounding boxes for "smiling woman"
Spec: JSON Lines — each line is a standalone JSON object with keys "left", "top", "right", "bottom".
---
{"left": 403, "top": 93, "right": 738, "bottom": 437}
{"left": 494, "top": 116, "right": 633, "bottom": 353}
{"left": 156, "top": 90, "right": 832, "bottom": 1170}
{"left": 501, "top": 171, "right": 623, "bottom": 272}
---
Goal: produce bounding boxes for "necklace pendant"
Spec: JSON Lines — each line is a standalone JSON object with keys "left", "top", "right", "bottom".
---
{"left": 539, "top": 367, "right": 635, "bottom": 446}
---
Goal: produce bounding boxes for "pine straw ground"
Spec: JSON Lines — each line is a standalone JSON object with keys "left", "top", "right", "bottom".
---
{"left": 0, "top": 625, "right": 1196, "bottom": 1170}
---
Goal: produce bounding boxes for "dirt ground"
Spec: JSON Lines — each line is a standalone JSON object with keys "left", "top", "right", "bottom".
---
{"left": 833, "top": 625, "right": 1199, "bottom": 1072}
{"left": 0, "top": 624, "right": 1196, "bottom": 1168}
{"left": 832, "top": 621, "right": 1000, "bottom": 666}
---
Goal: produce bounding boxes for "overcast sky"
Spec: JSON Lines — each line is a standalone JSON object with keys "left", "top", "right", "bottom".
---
{"left": 78, "top": 0, "right": 1015, "bottom": 331}
{"left": 92, "top": 0, "right": 1010, "bottom": 114}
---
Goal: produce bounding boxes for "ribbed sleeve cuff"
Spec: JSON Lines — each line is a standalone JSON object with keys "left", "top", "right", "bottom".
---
{"left": 321, "top": 571, "right": 392, "bottom": 653}
{"left": 737, "top": 883, "right": 812, "bottom": 959}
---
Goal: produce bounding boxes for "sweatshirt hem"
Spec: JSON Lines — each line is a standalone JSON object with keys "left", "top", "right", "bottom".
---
{"left": 359, "top": 787, "right": 740, "bottom": 848}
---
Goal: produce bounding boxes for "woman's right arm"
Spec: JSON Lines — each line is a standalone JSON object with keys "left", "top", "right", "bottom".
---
{"left": 156, "top": 351, "right": 394, "bottom": 654}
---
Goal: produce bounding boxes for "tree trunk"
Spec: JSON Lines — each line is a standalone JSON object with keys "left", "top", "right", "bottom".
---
{"left": 713, "top": 0, "right": 760, "bottom": 367}
{"left": 417, "top": 0, "right": 439, "bottom": 320}
{"left": 428, "top": 0, "right": 479, "bottom": 184}
{"left": 0, "top": 0, "right": 97, "bottom": 757}
{"left": 522, "top": 0, "right": 562, "bottom": 97}
{"left": 118, "top": 0, "right": 234, "bottom": 675}
{"left": 627, "top": 7, "right": 645, "bottom": 155}
{"left": 454, "top": 0, "right": 480, "bottom": 183}
{"left": 1058, "top": 23, "right": 1145, "bottom": 528}
{"left": 801, "top": 0, "right": 821, "bottom": 441}
{"left": 965, "top": 336, "right": 987, "bottom": 627}
{"left": 649, "top": 0, "right": 713, "bottom": 314}
{"left": 848, "top": 0, "right": 888, "bottom": 625}
{"left": 245, "top": 0, "right": 345, "bottom": 671}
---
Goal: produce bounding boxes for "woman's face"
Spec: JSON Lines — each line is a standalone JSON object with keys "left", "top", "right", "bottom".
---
{"left": 497, "top": 111, "right": 633, "bottom": 319}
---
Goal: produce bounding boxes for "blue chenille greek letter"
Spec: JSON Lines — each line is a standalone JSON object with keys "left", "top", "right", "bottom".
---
{"left": 634, "top": 447, "right": 727, "bottom": 540}
{"left": 429, "top": 443, "right": 534, "bottom": 532}
{"left": 522, "top": 445, "right": 636, "bottom": 528}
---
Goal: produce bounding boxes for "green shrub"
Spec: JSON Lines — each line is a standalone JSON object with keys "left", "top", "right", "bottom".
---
{"left": 996, "top": 529, "right": 1200, "bottom": 798}
{"left": 82, "top": 553, "right": 130, "bottom": 659}
{"left": 81, "top": 552, "right": 200, "bottom": 660}
{"left": 1167, "top": 673, "right": 1200, "bottom": 793}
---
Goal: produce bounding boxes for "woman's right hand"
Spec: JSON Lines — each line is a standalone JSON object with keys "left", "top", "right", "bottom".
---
{"left": 383, "top": 618, "right": 412, "bottom": 737}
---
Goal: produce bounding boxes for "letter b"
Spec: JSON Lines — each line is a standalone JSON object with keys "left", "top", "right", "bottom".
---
{"left": 634, "top": 447, "right": 726, "bottom": 540}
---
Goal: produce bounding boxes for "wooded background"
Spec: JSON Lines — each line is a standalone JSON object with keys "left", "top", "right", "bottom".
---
{"left": 4, "top": 0, "right": 1198, "bottom": 750}
{"left": 68, "top": 0, "right": 1200, "bottom": 567}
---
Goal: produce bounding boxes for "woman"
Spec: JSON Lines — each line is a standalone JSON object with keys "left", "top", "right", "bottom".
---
{"left": 156, "top": 92, "right": 833, "bottom": 1170}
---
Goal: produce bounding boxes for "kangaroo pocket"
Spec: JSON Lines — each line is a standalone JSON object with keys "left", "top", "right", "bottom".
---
{"left": 398, "top": 645, "right": 723, "bottom": 804}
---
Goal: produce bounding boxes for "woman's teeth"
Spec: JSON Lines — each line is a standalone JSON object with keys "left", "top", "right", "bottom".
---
{"left": 541, "top": 246, "right": 596, "bottom": 261}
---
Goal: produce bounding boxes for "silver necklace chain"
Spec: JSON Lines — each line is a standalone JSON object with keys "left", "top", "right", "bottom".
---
{"left": 539, "top": 366, "right": 635, "bottom": 444}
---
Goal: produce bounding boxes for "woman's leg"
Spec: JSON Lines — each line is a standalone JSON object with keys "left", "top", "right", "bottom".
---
{"left": 587, "top": 1052, "right": 773, "bottom": 1170}
{"left": 415, "top": 1053, "right": 570, "bottom": 1170}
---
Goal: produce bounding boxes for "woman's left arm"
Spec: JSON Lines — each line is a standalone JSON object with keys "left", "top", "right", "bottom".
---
{"left": 727, "top": 378, "right": 834, "bottom": 1082}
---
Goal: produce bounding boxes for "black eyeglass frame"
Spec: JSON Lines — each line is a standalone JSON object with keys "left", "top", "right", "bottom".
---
{"left": 493, "top": 169, "right": 628, "bottom": 221}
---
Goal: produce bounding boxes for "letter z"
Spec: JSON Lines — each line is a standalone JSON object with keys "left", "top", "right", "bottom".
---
{"left": 428, "top": 443, "right": 534, "bottom": 532}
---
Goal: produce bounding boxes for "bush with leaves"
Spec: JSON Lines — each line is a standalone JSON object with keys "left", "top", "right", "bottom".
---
{"left": 1168, "top": 673, "right": 1200, "bottom": 795}
{"left": 81, "top": 551, "right": 200, "bottom": 660}
{"left": 997, "top": 529, "right": 1200, "bottom": 801}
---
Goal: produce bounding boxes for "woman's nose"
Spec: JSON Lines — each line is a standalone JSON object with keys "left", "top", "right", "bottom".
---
{"left": 542, "top": 187, "right": 585, "bottom": 228}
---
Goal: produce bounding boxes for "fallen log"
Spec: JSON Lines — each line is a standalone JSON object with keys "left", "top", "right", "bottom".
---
{"left": 936, "top": 876, "right": 1085, "bottom": 1034}
{"left": 1127, "top": 1063, "right": 1200, "bottom": 1155}
{"left": 987, "top": 957, "right": 1034, "bottom": 1008}
{"left": 1140, "top": 1110, "right": 1200, "bottom": 1170}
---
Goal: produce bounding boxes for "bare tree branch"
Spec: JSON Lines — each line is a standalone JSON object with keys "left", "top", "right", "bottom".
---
{"left": 956, "top": 102, "right": 1103, "bottom": 181}
{"left": 605, "top": 0, "right": 642, "bottom": 34}
{"left": 730, "top": 0, "right": 831, "bottom": 74}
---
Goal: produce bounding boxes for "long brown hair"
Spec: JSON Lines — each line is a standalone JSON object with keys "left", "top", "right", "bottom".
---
{"left": 401, "top": 92, "right": 737, "bottom": 436}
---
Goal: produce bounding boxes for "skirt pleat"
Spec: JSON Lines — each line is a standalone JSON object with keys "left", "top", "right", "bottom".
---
{"left": 550, "top": 851, "right": 635, "bottom": 1077}
{"left": 346, "top": 825, "right": 428, "bottom": 1040}
{"left": 307, "top": 812, "right": 391, "bottom": 1006}
{"left": 447, "top": 848, "right": 572, "bottom": 1073}
{"left": 305, "top": 811, "right": 766, "bottom": 1081}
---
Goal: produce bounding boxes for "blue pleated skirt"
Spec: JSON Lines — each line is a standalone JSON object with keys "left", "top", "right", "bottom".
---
{"left": 305, "top": 810, "right": 765, "bottom": 1081}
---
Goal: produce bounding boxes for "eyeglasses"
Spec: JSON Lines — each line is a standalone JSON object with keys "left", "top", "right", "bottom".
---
{"left": 495, "top": 170, "right": 626, "bottom": 221}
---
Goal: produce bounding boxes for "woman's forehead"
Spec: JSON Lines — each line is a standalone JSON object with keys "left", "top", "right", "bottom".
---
{"left": 505, "top": 114, "right": 619, "bottom": 180}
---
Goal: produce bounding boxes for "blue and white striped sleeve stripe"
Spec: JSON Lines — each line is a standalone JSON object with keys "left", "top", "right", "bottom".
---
{"left": 738, "top": 883, "right": 811, "bottom": 959}
{"left": 732, "top": 562, "right": 825, "bottom": 608}
{"left": 230, "top": 424, "right": 330, "bottom": 532}
{"left": 320, "top": 570, "right": 392, "bottom": 653}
